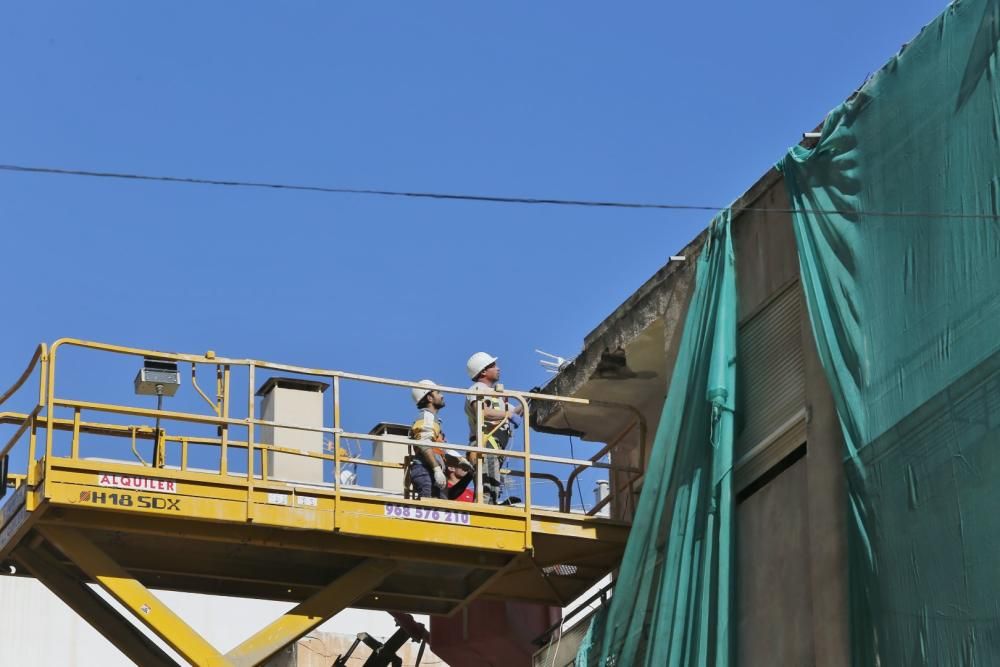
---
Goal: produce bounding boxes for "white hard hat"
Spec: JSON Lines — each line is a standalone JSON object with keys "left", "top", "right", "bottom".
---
{"left": 466, "top": 352, "right": 498, "bottom": 380}
{"left": 411, "top": 379, "right": 437, "bottom": 405}
{"left": 444, "top": 449, "right": 473, "bottom": 471}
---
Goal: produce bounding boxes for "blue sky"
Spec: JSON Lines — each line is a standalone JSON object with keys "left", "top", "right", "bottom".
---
{"left": 0, "top": 2, "right": 948, "bottom": 504}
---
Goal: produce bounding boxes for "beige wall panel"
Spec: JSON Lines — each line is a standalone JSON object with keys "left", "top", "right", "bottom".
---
{"left": 737, "top": 454, "right": 815, "bottom": 666}
{"left": 800, "top": 289, "right": 851, "bottom": 667}
{"left": 732, "top": 181, "right": 799, "bottom": 323}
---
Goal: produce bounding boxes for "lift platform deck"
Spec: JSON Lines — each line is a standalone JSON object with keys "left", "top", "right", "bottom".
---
{"left": 0, "top": 340, "right": 644, "bottom": 666}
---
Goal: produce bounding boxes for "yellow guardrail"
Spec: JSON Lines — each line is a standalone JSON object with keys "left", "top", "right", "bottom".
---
{"left": 4, "top": 473, "right": 26, "bottom": 490}
{"left": 0, "top": 343, "right": 47, "bottom": 489}
{"left": 2, "top": 338, "right": 646, "bottom": 543}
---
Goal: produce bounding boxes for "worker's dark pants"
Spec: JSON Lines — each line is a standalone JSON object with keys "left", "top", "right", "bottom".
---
{"left": 483, "top": 453, "right": 503, "bottom": 504}
{"left": 409, "top": 460, "right": 441, "bottom": 499}
{"left": 479, "top": 428, "right": 511, "bottom": 504}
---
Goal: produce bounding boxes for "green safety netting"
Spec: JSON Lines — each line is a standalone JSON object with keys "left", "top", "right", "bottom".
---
{"left": 780, "top": 0, "right": 1000, "bottom": 663}
{"left": 577, "top": 211, "right": 738, "bottom": 666}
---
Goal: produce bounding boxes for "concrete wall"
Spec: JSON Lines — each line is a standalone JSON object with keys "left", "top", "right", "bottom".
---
{"left": 737, "top": 454, "right": 814, "bottom": 664}
{"left": 532, "top": 230, "right": 704, "bottom": 522}
{"left": 799, "top": 286, "right": 850, "bottom": 667}
{"left": 731, "top": 175, "right": 802, "bottom": 322}
{"left": 730, "top": 173, "right": 849, "bottom": 667}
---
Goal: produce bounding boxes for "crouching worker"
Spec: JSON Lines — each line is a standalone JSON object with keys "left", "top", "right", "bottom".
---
{"left": 443, "top": 449, "right": 475, "bottom": 502}
{"left": 409, "top": 380, "right": 448, "bottom": 499}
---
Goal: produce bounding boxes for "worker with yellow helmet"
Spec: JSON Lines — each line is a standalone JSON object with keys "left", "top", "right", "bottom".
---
{"left": 464, "top": 352, "right": 523, "bottom": 504}
{"left": 408, "top": 380, "right": 448, "bottom": 499}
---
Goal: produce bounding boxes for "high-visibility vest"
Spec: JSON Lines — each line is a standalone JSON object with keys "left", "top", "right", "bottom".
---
{"left": 465, "top": 384, "right": 511, "bottom": 449}
{"left": 410, "top": 413, "right": 445, "bottom": 460}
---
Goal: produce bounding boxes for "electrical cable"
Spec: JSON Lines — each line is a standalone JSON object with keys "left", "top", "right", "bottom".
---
{"left": 568, "top": 434, "right": 588, "bottom": 514}
{"left": 549, "top": 622, "right": 564, "bottom": 667}
{"left": 3, "top": 162, "right": 1000, "bottom": 220}
{"left": 562, "top": 410, "right": 589, "bottom": 513}
{"left": 153, "top": 385, "right": 164, "bottom": 468}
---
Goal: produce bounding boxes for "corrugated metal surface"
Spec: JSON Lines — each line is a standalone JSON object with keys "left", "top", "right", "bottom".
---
{"left": 736, "top": 282, "right": 806, "bottom": 459}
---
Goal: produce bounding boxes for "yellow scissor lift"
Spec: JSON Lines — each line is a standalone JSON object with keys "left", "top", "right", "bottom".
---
{"left": 0, "top": 339, "right": 644, "bottom": 667}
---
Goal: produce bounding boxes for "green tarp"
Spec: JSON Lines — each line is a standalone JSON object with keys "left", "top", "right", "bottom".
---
{"left": 780, "top": 0, "right": 1000, "bottom": 663}
{"left": 577, "top": 212, "right": 738, "bottom": 666}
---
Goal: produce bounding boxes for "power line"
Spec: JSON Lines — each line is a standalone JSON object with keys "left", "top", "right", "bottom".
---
{"left": 0, "top": 163, "right": 718, "bottom": 211}
{"left": 2, "top": 162, "right": 999, "bottom": 220}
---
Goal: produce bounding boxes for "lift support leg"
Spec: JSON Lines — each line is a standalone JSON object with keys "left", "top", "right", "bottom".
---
{"left": 38, "top": 525, "right": 398, "bottom": 667}
{"left": 39, "top": 525, "right": 229, "bottom": 666}
{"left": 225, "top": 558, "right": 397, "bottom": 667}
{"left": 14, "top": 545, "right": 178, "bottom": 667}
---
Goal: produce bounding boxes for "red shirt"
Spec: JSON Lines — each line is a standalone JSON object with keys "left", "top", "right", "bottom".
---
{"left": 448, "top": 481, "right": 475, "bottom": 503}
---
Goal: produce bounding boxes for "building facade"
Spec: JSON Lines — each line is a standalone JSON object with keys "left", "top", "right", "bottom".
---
{"left": 534, "top": 167, "right": 849, "bottom": 666}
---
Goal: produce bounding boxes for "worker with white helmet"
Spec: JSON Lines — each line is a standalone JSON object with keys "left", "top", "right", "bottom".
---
{"left": 443, "top": 449, "right": 475, "bottom": 502}
{"left": 465, "top": 352, "right": 523, "bottom": 504}
{"left": 408, "top": 380, "right": 448, "bottom": 499}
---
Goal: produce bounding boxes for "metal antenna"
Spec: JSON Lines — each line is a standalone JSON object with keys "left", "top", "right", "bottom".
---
{"left": 536, "top": 349, "right": 571, "bottom": 374}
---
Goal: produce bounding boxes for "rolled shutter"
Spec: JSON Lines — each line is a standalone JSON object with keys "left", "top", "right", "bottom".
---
{"left": 736, "top": 281, "right": 806, "bottom": 465}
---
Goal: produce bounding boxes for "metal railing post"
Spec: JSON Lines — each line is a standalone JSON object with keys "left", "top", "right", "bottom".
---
{"left": 215, "top": 365, "right": 223, "bottom": 414}
{"left": 246, "top": 363, "right": 255, "bottom": 521}
{"left": 220, "top": 365, "right": 231, "bottom": 475}
{"left": 333, "top": 376, "right": 341, "bottom": 530}
{"left": 475, "top": 398, "right": 484, "bottom": 504}
{"left": 27, "top": 415, "right": 38, "bottom": 486}
{"left": 44, "top": 344, "right": 57, "bottom": 464}
{"left": 521, "top": 398, "right": 533, "bottom": 550}
{"left": 71, "top": 407, "right": 81, "bottom": 459}
{"left": 261, "top": 438, "right": 269, "bottom": 482}
{"left": 27, "top": 350, "right": 46, "bottom": 486}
